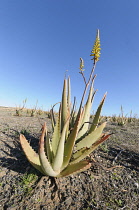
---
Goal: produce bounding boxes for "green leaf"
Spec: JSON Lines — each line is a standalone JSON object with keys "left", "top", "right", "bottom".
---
{"left": 50, "top": 107, "right": 56, "bottom": 131}
{"left": 67, "top": 77, "right": 71, "bottom": 110}
{"left": 51, "top": 107, "right": 61, "bottom": 156}
{"left": 71, "top": 133, "right": 110, "bottom": 164}
{"left": 71, "top": 147, "right": 87, "bottom": 160}
{"left": 52, "top": 117, "right": 70, "bottom": 172}
{"left": 39, "top": 123, "right": 59, "bottom": 177}
{"left": 88, "top": 93, "right": 107, "bottom": 134}
{"left": 20, "top": 134, "right": 45, "bottom": 174}
{"left": 76, "top": 122, "right": 106, "bottom": 150}
{"left": 66, "top": 77, "right": 71, "bottom": 138}
{"left": 58, "top": 160, "right": 91, "bottom": 177}
{"left": 77, "top": 85, "right": 95, "bottom": 139}
{"left": 45, "top": 127, "right": 53, "bottom": 164}
{"left": 62, "top": 112, "right": 82, "bottom": 170}
{"left": 61, "top": 79, "right": 68, "bottom": 131}
{"left": 69, "top": 97, "right": 77, "bottom": 130}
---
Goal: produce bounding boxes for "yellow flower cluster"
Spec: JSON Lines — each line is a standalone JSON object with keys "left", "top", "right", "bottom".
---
{"left": 90, "top": 29, "right": 101, "bottom": 62}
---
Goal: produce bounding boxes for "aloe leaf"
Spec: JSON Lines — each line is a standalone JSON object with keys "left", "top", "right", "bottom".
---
{"left": 50, "top": 102, "right": 60, "bottom": 131}
{"left": 20, "top": 134, "right": 45, "bottom": 174}
{"left": 50, "top": 108, "right": 55, "bottom": 131}
{"left": 69, "top": 97, "right": 76, "bottom": 128}
{"left": 52, "top": 117, "right": 70, "bottom": 172}
{"left": 77, "top": 85, "right": 94, "bottom": 139}
{"left": 67, "top": 77, "right": 71, "bottom": 111}
{"left": 62, "top": 112, "right": 82, "bottom": 170}
{"left": 61, "top": 79, "right": 68, "bottom": 131}
{"left": 65, "top": 77, "right": 71, "bottom": 138}
{"left": 51, "top": 106, "right": 61, "bottom": 156}
{"left": 71, "top": 133, "right": 111, "bottom": 164}
{"left": 58, "top": 160, "right": 91, "bottom": 177}
{"left": 76, "top": 107, "right": 85, "bottom": 134}
{"left": 76, "top": 122, "right": 106, "bottom": 150}
{"left": 45, "top": 128, "right": 53, "bottom": 164}
{"left": 71, "top": 147, "right": 87, "bottom": 160}
{"left": 88, "top": 93, "right": 107, "bottom": 134}
{"left": 39, "top": 123, "right": 59, "bottom": 177}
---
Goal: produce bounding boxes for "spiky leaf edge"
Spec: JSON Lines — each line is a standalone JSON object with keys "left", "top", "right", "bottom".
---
{"left": 88, "top": 93, "right": 107, "bottom": 133}
{"left": 20, "top": 134, "right": 45, "bottom": 174}
{"left": 76, "top": 122, "right": 106, "bottom": 150}
{"left": 71, "top": 133, "right": 111, "bottom": 164}
{"left": 39, "top": 123, "right": 59, "bottom": 177}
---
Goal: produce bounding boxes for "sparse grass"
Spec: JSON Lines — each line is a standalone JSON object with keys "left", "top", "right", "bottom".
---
{"left": 99, "top": 143, "right": 109, "bottom": 153}
{"left": 18, "top": 171, "right": 38, "bottom": 194}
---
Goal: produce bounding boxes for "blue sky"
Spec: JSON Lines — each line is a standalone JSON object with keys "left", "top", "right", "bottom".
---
{"left": 0, "top": 0, "right": 139, "bottom": 116}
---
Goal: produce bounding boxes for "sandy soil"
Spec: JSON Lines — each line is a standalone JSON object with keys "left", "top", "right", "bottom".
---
{"left": 0, "top": 107, "right": 139, "bottom": 209}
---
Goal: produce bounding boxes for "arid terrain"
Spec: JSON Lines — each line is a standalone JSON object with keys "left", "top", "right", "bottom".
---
{"left": 0, "top": 106, "right": 139, "bottom": 210}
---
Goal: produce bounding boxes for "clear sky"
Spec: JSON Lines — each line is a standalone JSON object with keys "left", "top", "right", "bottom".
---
{"left": 0, "top": 0, "right": 139, "bottom": 116}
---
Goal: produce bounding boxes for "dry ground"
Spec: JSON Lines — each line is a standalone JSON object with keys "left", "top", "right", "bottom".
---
{"left": 0, "top": 107, "right": 139, "bottom": 210}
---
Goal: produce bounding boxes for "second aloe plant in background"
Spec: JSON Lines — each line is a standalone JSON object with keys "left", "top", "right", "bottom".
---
{"left": 20, "top": 30, "right": 111, "bottom": 177}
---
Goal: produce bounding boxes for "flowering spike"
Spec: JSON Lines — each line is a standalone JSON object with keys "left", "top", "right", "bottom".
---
{"left": 79, "top": 57, "right": 85, "bottom": 71}
{"left": 90, "top": 29, "right": 101, "bottom": 62}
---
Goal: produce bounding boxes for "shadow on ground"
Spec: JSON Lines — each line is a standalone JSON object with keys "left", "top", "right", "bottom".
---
{"left": 0, "top": 130, "right": 41, "bottom": 174}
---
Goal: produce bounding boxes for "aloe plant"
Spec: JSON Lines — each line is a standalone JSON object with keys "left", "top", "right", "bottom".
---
{"left": 20, "top": 30, "right": 111, "bottom": 177}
